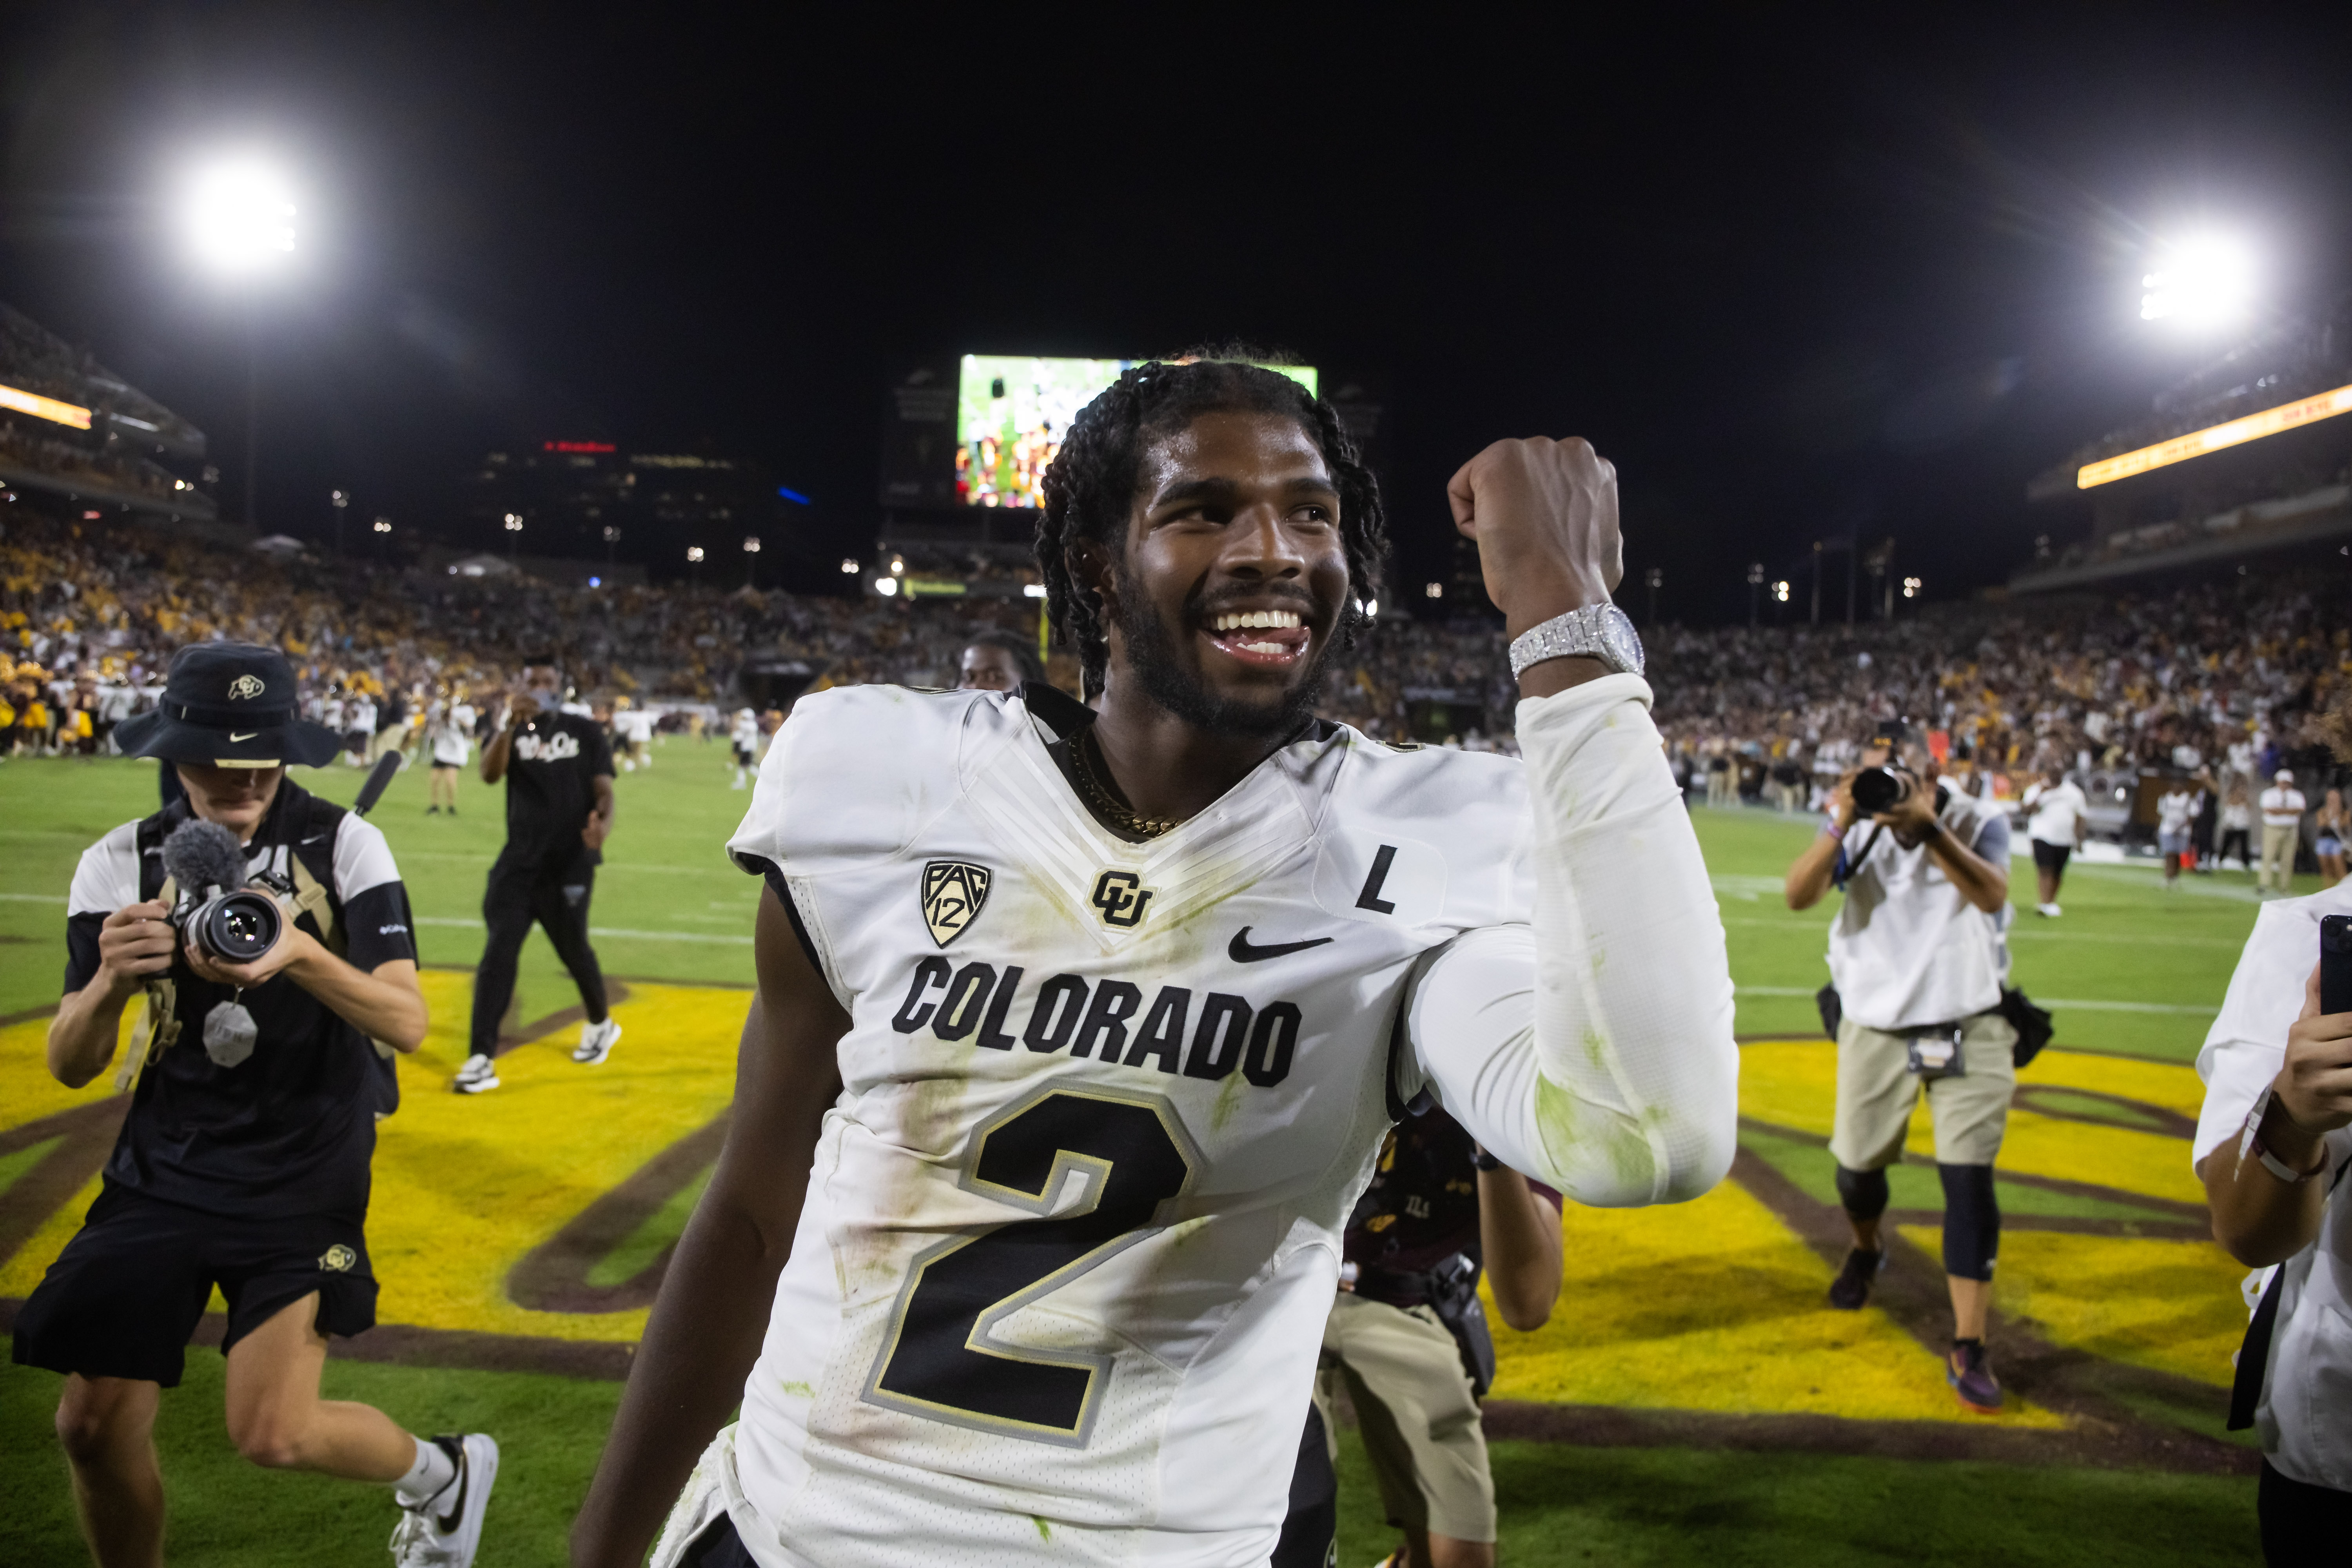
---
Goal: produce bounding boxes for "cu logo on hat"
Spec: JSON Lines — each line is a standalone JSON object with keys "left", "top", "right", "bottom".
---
{"left": 227, "top": 675, "right": 266, "bottom": 701}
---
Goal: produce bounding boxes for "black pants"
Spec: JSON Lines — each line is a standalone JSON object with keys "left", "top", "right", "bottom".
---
{"left": 2221, "top": 828, "right": 2253, "bottom": 864}
{"left": 470, "top": 850, "right": 608, "bottom": 1055}
{"left": 2262, "top": 1459, "right": 2352, "bottom": 1561}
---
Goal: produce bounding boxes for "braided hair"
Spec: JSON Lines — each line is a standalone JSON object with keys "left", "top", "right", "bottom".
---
{"left": 1036, "top": 354, "right": 1387, "bottom": 697}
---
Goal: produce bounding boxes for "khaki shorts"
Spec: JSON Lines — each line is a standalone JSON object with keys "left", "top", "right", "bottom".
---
{"left": 1314, "top": 1289, "right": 1494, "bottom": 1544}
{"left": 1829, "top": 1008, "right": 2017, "bottom": 1171}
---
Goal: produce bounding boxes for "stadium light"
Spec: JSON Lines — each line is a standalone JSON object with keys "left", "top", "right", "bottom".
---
{"left": 743, "top": 536, "right": 761, "bottom": 553}
{"left": 840, "top": 557, "right": 860, "bottom": 574}
{"left": 1424, "top": 581, "right": 1443, "bottom": 599}
{"left": 874, "top": 576, "right": 900, "bottom": 598}
{"left": 890, "top": 556, "right": 906, "bottom": 575}
{"left": 184, "top": 158, "right": 297, "bottom": 274}
{"left": 1902, "top": 576, "right": 1922, "bottom": 599}
{"left": 503, "top": 513, "right": 524, "bottom": 532}
{"left": 372, "top": 516, "right": 390, "bottom": 534}
{"left": 2140, "top": 237, "right": 2253, "bottom": 325}
{"left": 1022, "top": 583, "right": 1046, "bottom": 599}
{"left": 1772, "top": 580, "right": 1790, "bottom": 603}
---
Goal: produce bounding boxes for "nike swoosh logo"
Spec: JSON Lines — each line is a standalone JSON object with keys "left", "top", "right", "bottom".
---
{"left": 229, "top": 731, "right": 260, "bottom": 742}
{"left": 1229, "top": 927, "right": 1334, "bottom": 964}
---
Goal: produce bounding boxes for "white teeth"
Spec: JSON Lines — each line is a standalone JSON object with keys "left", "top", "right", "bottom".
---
{"left": 1212, "top": 610, "right": 1302, "bottom": 632}
{"left": 1239, "top": 641, "right": 1287, "bottom": 655}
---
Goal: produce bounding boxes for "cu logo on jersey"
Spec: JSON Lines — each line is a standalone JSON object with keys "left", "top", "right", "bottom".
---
{"left": 1090, "top": 870, "right": 1154, "bottom": 929}
{"left": 514, "top": 729, "right": 581, "bottom": 762}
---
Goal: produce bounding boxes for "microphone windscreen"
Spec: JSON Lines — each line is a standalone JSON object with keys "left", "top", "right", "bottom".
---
{"left": 162, "top": 818, "right": 252, "bottom": 896}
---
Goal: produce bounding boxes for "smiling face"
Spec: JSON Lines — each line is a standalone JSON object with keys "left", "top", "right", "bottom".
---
{"left": 1088, "top": 411, "right": 1351, "bottom": 736}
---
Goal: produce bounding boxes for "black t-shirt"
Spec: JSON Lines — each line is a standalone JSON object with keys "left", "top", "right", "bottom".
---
{"left": 63, "top": 781, "right": 419, "bottom": 1220}
{"left": 1343, "top": 1104, "right": 1559, "bottom": 1307}
{"left": 501, "top": 709, "right": 613, "bottom": 864}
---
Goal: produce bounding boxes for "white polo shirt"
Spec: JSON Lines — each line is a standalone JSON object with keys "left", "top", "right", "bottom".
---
{"left": 2192, "top": 880, "right": 2352, "bottom": 1492}
{"left": 2262, "top": 786, "right": 2308, "bottom": 829}
{"left": 1826, "top": 786, "right": 2011, "bottom": 1032}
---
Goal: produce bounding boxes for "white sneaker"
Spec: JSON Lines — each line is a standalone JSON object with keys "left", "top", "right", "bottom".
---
{"left": 389, "top": 1433, "right": 498, "bottom": 1568}
{"left": 573, "top": 1017, "right": 621, "bottom": 1065}
{"left": 453, "top": 1054, "right": 501, "bottom": 1094}
{"left": 2036, "top": 903, "right": 2061, "bottom": 917}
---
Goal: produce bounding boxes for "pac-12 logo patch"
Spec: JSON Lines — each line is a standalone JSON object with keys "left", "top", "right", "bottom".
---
{"left": 921, "top": 861, "right": 991, "bottom": 947}
{"left": 319, "top": 1244, "right": 357, "bottom": 1273}
{"left": 1090, "top": 869, "right": 1154, "bottom": 929}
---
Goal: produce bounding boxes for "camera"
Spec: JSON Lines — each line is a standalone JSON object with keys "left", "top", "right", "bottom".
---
{"left": 171, "top": 885, "right": 284, "bottom": 964}
{"left": 1851, "top": 764, "right": 1916, "bottom": 815}
{"left": 160, "top": 817, "right": 285, "bottom": 964}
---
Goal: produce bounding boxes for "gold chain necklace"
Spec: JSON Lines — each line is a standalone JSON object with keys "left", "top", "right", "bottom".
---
{"left": 1072, "top": 728, "right": 1180, "bottom": 839}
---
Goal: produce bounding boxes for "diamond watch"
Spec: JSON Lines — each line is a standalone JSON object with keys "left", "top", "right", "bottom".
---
{"left": 1508, "top": 603, "right": 1645, "bottom": 680}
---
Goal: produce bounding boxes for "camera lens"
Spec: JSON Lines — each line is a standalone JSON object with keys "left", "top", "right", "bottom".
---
{"left": 198, "top": 891, "right": 282, "bottom": 964}
{"left": 1852, "top": 767, "right": 1906, "bottom": 815}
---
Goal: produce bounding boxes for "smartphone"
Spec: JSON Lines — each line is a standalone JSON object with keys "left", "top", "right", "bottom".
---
{"left": 2323, "top": 914, "right": 2352, "bottom": 1016}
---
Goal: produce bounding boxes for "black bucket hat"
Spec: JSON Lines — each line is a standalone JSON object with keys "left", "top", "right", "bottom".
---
{"left": 113, "top": 642, "right": 345, "bottom": 768}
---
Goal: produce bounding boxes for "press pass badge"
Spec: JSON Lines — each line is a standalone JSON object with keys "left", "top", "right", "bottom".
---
{"left": 204, "top": 992, "right": 258, "bottom": 1068}
{"left": 1906, "top": 1026, "right": 1964, "bottom": 1080}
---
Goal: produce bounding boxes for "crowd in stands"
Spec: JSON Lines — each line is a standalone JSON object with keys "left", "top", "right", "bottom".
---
{"left": 5, "top": 504, "right": 2348, "bottom": 848}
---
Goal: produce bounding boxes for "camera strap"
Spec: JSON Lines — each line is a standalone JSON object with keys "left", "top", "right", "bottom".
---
{"left": 1833, "top": 824, "right": 1887, "bottom": 889}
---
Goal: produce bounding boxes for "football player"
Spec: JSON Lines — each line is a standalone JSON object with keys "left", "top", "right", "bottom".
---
{"left": 573, "top": 358, "right": 1739, "bottom": 1568}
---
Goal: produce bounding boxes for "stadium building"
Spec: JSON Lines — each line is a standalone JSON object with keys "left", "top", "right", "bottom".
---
{"left": 2013, "top": 307, "right": 2352, "bottom": 593}
{"left": 459, "top": 441, "right": 804, "bottom": 581}
{"left": 0, "top": 303, "right": 216, "bottom": 525}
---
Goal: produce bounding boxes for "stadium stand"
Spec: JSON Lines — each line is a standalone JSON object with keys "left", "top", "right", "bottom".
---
{"left": 0, "top": 303, "right": 216, "bottom": 521}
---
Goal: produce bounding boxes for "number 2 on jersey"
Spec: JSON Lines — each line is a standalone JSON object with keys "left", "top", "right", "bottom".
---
{"left": 864, "top": 1087, "right": 1198, "bottom": 1446}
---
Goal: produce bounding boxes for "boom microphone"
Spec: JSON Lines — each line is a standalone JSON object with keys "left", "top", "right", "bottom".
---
{"left": 162, "top": 818, "right": 251, "bottom": 897}
{"left": 355, "top": 750, "right": 403, "bottom": 818}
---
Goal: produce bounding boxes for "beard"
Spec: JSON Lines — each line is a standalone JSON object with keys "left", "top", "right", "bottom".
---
{"left": 1111, "top": 568, "right": 1335, "bottom": 738}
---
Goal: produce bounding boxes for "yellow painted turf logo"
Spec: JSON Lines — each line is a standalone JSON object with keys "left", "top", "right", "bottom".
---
{"left": 922, "top": 861, "right": 991, "bottom": 947}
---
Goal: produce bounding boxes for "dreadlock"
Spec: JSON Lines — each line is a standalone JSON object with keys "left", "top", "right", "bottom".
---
{"left": 1035, "top": 352, "right": 1388, "bottom": 697}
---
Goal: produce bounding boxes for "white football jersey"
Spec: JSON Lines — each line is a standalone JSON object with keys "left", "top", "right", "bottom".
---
{"left": 718, "top": 683, "right": 1533, "bottom": 1566}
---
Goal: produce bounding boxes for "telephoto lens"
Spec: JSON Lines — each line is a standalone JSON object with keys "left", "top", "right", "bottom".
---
{"left": 1851, "top": 766, "right": 1910, "bottom": 815}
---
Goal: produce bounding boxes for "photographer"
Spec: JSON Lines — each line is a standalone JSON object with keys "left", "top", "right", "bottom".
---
{"left": 9, "top": 644, "right": 499, "bottom": 1568}
{"left": 1292, "top": 1105, "right": 1564, "bottom": 1568}
{"left": 2194, "top": 831, "right": 2352, "bottom": 1553}
{"left": 1785, "top": 718, "right": 2017, "bottom": 1412}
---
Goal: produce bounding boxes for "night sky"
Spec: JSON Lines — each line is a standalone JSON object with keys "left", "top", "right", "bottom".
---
{"left": 4, "top": 7, "right": 2347, "bottom": 621}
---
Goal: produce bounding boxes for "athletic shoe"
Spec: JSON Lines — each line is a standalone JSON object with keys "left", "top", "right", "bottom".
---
{"left": 1826, "top": 1247, "right": 1885, "bottom": 1310}
{"left": 1947, "top": 1341, "right": 2003, "bottom": 1412}
{"left": 573, "top": 1018, "right": 621, "bottom": 1065}
{"left": 389, "top": 1432, "right": 499, "bottom": 1568}
{"left": 2035, "top": 902, "right": 2060, "bottom": 917}
{"left": 426, "top": 805, "right": 440, "bottom": 815}
{"left": 453, "top": 1054, "right": 500, "bottom": 1094}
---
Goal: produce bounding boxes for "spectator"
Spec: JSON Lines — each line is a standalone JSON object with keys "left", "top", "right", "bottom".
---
{"left": 2262, "top": 770, "right": 2309, "bottom": 897}
{"left": 2021, "top": 761, "right": 2089, "bottom": 916}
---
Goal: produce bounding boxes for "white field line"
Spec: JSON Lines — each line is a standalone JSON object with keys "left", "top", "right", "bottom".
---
{"left": 412, "top": 915, "right": 750, "bottom": 945}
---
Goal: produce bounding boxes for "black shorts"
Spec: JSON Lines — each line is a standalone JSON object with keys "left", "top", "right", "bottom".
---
{"left": 2030, "top": 839, "right": 2071, "bottom": 874}
{"left": 10, "top": 1184, "right": 376, "bottom": 1387}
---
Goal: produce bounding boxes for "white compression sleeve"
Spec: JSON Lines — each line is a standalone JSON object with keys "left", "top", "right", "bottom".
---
{"left": 1406, "top": 673, "right": 1738, "bottom": 1206}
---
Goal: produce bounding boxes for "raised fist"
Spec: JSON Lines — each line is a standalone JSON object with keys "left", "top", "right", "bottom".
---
{"left": 1446, "top": 437, "right": 1624, "bottom": 638}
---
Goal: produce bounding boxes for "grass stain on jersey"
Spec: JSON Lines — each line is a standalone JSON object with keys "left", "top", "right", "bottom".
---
{"left": 1209, "top": 1063, "right": 1248, "bottom": 1132}
{"left": 1032, "top": 1516, "right": 1053, "bottom": 1541}
{"left": 778, "top": 1380, "right": 813, "bottom": 1397}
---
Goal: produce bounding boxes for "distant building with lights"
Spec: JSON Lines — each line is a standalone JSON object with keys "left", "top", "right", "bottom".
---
{"left": 0, "top": 302, "right": 216, "bottom": 523}
{"left": 2014, "top": 307, "right": 2352, "bottom": 592}
{"left": 459, "top": 442, "right": 802, "bottom": 579}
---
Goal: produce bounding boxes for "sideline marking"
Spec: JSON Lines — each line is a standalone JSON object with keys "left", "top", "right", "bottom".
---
{"left": 412, "top": 915, "right": 750, "bottom": 945}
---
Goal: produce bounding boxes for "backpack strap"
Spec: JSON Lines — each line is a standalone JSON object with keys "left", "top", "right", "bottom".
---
{"left": 284, "top": 791, "right": 349, "bottom": 960}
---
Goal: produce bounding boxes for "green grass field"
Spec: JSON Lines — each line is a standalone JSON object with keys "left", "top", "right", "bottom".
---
{"left": 0, "top": 745, "right": 2294, "bottom": 1565}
